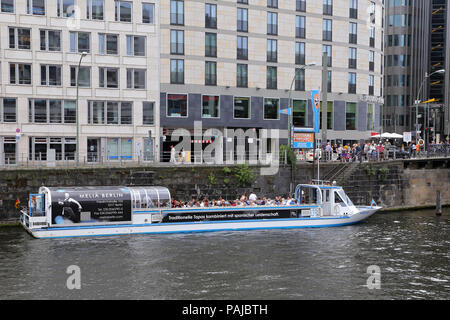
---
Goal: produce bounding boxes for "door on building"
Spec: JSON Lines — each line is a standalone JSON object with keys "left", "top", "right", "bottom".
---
{"left": 87, "top": 138, "right": 100, "bottom": 162}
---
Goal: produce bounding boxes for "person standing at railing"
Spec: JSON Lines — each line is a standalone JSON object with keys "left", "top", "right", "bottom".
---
{"left": 170, "top": 145, "right": 176, "bottom": 164}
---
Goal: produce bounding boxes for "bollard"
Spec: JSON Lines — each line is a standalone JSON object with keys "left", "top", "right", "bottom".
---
{"left": 436, "top": 190, "right": 442, "bottom": 216}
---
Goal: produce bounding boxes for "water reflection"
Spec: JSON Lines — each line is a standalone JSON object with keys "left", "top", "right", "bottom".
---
{"left": 0, "top": 208, "right": 449, "bottom": 299}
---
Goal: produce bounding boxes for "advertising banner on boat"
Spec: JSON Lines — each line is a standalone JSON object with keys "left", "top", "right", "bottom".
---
{"left": 162, "top": 208, "right": 299, "bottom": 223}
{"left": 49, "top": 187, "right": 132, "bottom": 225}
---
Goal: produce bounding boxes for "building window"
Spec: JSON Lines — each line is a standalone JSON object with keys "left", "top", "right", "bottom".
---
{"left": 142, "top": 3, "right": 154, "bottom": 24}
{"left": 98, "top": 33, "right": 118, "bottom": 55}
{"left": 264, "top": 98, "right": 279, "bottom": 120}
{"left": 126, "top": 68, "right": 146, "bottom": 89}
{"left": 267, "top": 39, "right": 277, "bottom": 62}
{"left": 205, "top": 3, "right": 217, "bottom": 29}
{"left": 234, "top": 97, "right": 250, "bottom": 119}
{"left": 369, "top": 27, "right": 375, "bottom": 47}
{"left": 295, "top": 68, "right": 305, "bottom": 91}
{"left": 323, "top": 19, "right": 332, "bottom": 41}
{"left": 9, "top": 63, "right": 31, "bottom": 85}
{"left": 142, "top": 102, "right": 154, "bottom": 125}
{"left": 237, "top": 64, "right": 248, "bottom": 88}
{"left": 167, "top": 94, "right": 188, "bottom": 117}
{"left": 323, "top": 0, "right": 332, "bottom": 15}
{"left": 327, "top": 70, "right": 332, "bottom": 93}
{"left": 202, "top": 95, "right": 219, "bottom": 118}
{"left": 268, "top": 0, "right": 277, "bottom": 8}
{"left": 105, "top": 138, "right": 133, "bottom": 160}
{"left": 27, "top": 0, "right": 45, "bottom": 15}
{"left": 237, "top": 0, "right": 248, "bottom": 3}
{"left": 115, "top": 0, "right": 132, "bottom": 22}
{"left": 126, "top": 35, "right": 146, "bottom": 56}
{"left": 28, "top": 99, "right": 76, "bottom": 124}
{"left": 205, "top": 61, "right": 217, "bottom": 86}
{"left": 367, "top": 103, "right": 374, "bottom": 131}
{"left": 369, "top": 50, "right": 374, "bottom": 71}
{"left": 9, "top": 27, "right": 31, "bottom": 50}
{"left": 29, "top": 137, "right": 77, "bottom": 161}
{"left": 87, "top": 101, "right": 132, "bottom": 124}
{"left": 348, "top": 72, "right": 356, "bottom": 93}
{"left": 349, "top": 0, "right": 358, "bottom": 19}
{"left": 348, "top": 47, "right": 357, "bottom": 69}
{"left": 295, "top": 42, "right": 305, "bottom": 65}
{"left": 99, "top": 67, "right": 119, "bottom": 88}
{"left": 266, "top": 66, "right": 277, "bottom": 89}
{"left": 345, "top": 102, "right": 357, "bottom": 130}
{"left": 296, "top": 0, "right": 306, "bottom": 12}
{"left": 87, "top": 0, "right": 104, "bottom": 20}
{"left": 322, "top": 44, "right": 332, "bottom": 67}
{"left": 69, "top": 31, "right": 90, "bottom": 53}
{"left": 293, "top": 100, "right": 306, "bottom": 127}
{"left": 320, "top": 101, "right": 333, "bottom": 129}
{"left": 369, "top": 75, "right": 374, "bottom": 95}
{"left": 267, "top": 12, "right": 277, "bottom": 35}
{"left": 349, "top": 22, "right": 357, "bottom": 44}
{"left": 41, "top": 65, "right": 62, "bottom": 86}
{"left": 237, "top": 36, "right": 248, "bottom": 60}
{"left": 170, "top": 30, "right": 184, "bottom": 55}
{"left": 57, "top": 0, "right": 74, "bottom": 17}
{"left": 237, "top": 8, "right": 248, "bottom": 32}
{"left": 1, "top": 0, "right": 14, "bottom": 13}
{"left": 0, "top": 98, "right": 17, "bottom": 123}
{"left": 170, "top": 0, "right": 184, "bottom": 25}
{"left": 40, "top": 30, "right": 61, "bottom": 51}
{"left": 170, "top": 59, "right": 184, "bottom": 84}
{"left": 205, "top": 33, "right": 217, "bottom": 57}
{"left": 70, "top": 66, "right": 91, "bottom": 87}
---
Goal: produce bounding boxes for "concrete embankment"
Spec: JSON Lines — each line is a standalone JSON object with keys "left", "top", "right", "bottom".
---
{"left": 0, "top": 158, "right": 449, "bottom": 224}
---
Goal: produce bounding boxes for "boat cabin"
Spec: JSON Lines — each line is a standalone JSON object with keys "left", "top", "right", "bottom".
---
{"left": 295, "top": 182, "right": 357, "bottom": 216}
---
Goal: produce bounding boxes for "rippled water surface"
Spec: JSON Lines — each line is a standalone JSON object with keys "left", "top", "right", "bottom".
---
{"left": 0, "top": 208, "right": 449, "bottom": 300}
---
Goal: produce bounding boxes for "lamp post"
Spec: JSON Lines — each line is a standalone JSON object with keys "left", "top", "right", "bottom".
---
{"left": 287, "top": 61, "right": 316, "bottom": 195}
{"left": 76, "top": 51, "right": 88, "bottom": 166}
{"left": 414, "top": 69, "right": 444, "bottom": 142}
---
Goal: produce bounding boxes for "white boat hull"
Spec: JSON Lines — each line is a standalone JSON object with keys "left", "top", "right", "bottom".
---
{"left": 22, "top": 207, "right": 381, "bottom": 239}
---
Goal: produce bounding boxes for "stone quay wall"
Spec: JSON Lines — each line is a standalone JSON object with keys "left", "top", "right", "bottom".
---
{"left": 0, "top": 158, "right": 449, "bottom": 222}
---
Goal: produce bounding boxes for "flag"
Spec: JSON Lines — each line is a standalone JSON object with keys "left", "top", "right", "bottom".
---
{"left": 15, "top": 198, "right": 20, "bottom": 209}
{"left": 279, "top": 108, "right": 292, "bottom": 116}
{"left": 370, "top": 199, "right": 377, "bottom": 208}
{"left": 311, "top": 90, "right": 320, "bottom": 133}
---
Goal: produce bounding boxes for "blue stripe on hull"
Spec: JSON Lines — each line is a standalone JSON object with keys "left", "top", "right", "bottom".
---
{"left": 29, "top": 219, "right": 365, "bottom": 239}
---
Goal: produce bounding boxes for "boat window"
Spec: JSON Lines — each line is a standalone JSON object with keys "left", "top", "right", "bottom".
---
{"left": 129, "top": 187, "right": 171, "bottom": 209}
{"left": 335, "top": 190, "right": 348, "bottom": 207}
{"left": 299, "top": 187, "right": 319, "bottom": 204}
{"left": 339, "top": 190, "right": 354, "bottom": 207}
{"left": 322, "top": 189, "right": 330, "bottom": 202}
{"left": 29, "top": 194, "right": 45, "bottom": 216}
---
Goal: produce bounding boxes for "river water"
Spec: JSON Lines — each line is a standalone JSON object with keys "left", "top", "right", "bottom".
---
{"left": 0, "top": 208, "right": 449, "bottom": 300}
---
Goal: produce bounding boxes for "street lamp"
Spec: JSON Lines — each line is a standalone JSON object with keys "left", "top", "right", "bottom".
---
{"left": 287, "top": 61, "right": 316, "bottom": 195}
{"left": 414, "top": 69, "right": 445, "bottom": 142}
{"left": 76, "top": 51, "right": 88, "bottom": 166}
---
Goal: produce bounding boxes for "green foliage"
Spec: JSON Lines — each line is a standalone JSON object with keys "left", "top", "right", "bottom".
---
{"left": 377, "top": 167, "right": 389, "bottom": 182}
{"left": 363, "top": 164, "right": 376, "bottom": 176}
{"left": 279, "top": 145, "right": 296, "bottom": 169}
{"left": 223, "top": 167, "right": 232, "bottom": 174}
{"left": 233, "top": 164, "right": 255, "bottom": 187}
{"left": 223, "top": 178, "right": 231, "bottom": 185}
{"left": 208, "top": 172, "right": 216, "bottom": 185}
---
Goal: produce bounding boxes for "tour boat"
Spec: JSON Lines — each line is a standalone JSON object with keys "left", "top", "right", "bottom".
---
{"left": 20, "top": 182, "right": 381, "bottom": 239}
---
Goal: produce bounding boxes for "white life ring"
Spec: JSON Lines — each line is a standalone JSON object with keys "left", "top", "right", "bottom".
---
{"left": 334, "top": 204, "right": 340, "bottom": 215}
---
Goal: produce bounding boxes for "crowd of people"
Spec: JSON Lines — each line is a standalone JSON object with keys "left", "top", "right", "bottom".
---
{"left": 319, "top": 139, "right": 450, "bottom": 162}
{"left": 170, "top": 192, "right": 298, "bottom": 208}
